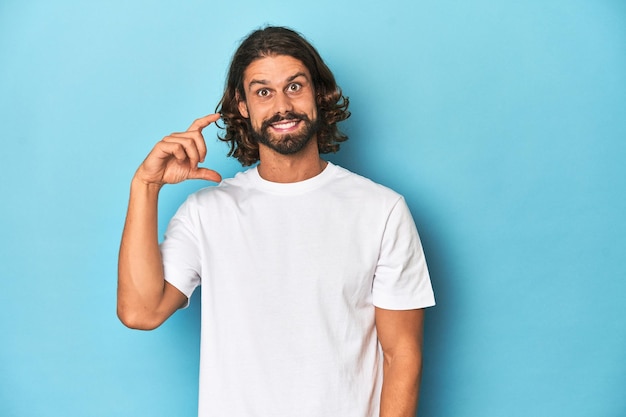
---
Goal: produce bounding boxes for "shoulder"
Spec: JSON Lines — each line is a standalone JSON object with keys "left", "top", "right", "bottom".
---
{"left": 173, "top": 168, "right": 257, "bottom": 215}
{"left": 330, "top": 164, "right": 403, "bottom": 202}
{"left": 191, "top": 167, "right": 256, "bottom": 199}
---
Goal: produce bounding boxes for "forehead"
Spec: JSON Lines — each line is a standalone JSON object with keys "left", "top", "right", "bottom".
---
{"left": 243, "top": 55, "right": 311, "bottom": 87}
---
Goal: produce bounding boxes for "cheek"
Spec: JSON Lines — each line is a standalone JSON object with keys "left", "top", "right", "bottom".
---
{"left": 244, "top": 103, "right": 262, "bottom": 126}
{"left": 248, "top": 110, "right": 267, "bottom": 131}
{"left": 296, "top": 95, "right": 318, "bottom": 118}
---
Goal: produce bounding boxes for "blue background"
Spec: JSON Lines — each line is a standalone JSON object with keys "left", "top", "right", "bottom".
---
{"left": 1, "top": 1, "right": 624, "bottom": 416}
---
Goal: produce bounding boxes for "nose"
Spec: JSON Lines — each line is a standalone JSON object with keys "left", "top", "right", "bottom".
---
{"left": 273, "top": 91, "right": 293, "bottom": 115}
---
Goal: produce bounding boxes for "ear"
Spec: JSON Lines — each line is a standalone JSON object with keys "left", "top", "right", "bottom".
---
{"left": 238, "top": 100, "right": 249, "bottom": 118}
{"left": 236, "top": 91, "right": 249, "bottom": 118}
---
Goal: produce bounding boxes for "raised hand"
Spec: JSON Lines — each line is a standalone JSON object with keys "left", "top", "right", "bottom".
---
{"left": 135, "top": 114, "right": 223, "bottom": 186}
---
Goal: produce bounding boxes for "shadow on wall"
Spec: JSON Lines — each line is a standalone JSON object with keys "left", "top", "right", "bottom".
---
{"left": 414, "top": 220, "right": 454, "bottom": 416}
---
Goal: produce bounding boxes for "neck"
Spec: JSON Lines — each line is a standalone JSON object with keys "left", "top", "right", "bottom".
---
{"left": 257, "top": 139, "right": 327, "bottom": 183}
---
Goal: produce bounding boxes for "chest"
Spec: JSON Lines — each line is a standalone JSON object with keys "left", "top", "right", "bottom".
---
{"left": 196, "top": 192, "right": 387, "bottom": 309}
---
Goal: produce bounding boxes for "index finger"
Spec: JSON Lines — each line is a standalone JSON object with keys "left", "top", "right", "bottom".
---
{"left": 187, "top": 113, "right": 221, "bottom": 132}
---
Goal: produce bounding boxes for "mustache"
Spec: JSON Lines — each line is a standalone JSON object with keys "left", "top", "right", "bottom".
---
{"left": 261, "top": 112, "right": 311, "bottom": 130}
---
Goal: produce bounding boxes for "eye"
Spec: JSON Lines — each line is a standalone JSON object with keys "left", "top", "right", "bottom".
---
{"left": 287, "top": 83, "right": 301, "bottom": 93}
{"left": 256, "top": 88, "right": 271, "bottom": 97}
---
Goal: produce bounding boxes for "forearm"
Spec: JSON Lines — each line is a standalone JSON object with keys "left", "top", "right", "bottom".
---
{"left": 379, "top": 350, "right": 423, "bottom": 417}
{"left": 117, "top": 177, "right": 167, "bottom": 329}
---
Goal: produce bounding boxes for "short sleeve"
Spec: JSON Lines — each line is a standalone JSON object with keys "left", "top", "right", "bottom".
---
{"left": 160, "top": 197, "right": 202, "bottom": 306}
{"left": 372, "top": 197, "right": 435, "bottom": 310}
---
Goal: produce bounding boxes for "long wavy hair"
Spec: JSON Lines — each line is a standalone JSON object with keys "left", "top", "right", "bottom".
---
{"left": 216, "top": 26, "right": 350, "bottom": 166}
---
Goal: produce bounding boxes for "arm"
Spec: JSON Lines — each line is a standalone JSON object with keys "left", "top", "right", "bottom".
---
{"left": 375, "top": 307, "right": 425, "bottom": 417}
{"left": 117, "top": 114, "right": 222, "bottom": 330}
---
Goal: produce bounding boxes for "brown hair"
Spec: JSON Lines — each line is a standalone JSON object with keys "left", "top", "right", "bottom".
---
{"left": 216, "top": 26, "right": 350, "bottom": 166}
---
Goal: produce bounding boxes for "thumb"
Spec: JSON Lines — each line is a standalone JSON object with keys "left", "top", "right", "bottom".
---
{"left": 188, "top": 167, "right": 222, "bottom": 183}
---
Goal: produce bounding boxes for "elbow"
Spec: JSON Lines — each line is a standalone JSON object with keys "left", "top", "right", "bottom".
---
{"left": 117, "top": 304, "right": 162, "bottom": 331}
{"left": 383, "top": 349, "right": 423, "bottom": 380}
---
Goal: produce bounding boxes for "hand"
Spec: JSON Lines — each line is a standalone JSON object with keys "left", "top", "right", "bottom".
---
{"left": 134, "top": 114, "right": 223, "bottom": 186}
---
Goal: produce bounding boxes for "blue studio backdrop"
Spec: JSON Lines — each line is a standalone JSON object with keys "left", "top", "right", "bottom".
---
{"left": 1, "top": 1, "right": 624, "bottom": 416}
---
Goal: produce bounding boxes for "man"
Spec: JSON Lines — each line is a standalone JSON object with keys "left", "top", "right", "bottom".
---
{"left": 118, "top": 26, "right": 435, "bottom": 417}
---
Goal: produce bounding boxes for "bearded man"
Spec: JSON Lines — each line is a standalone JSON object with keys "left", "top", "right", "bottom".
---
{"left": 117, "top": 26, "right": 435, "bottom": 417}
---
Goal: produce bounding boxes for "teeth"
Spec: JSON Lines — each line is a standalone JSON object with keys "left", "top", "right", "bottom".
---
{"left": 273, "top": 120, "right": 298, "bottom": 129}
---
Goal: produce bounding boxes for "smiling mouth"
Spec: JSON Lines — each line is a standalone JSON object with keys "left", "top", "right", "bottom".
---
{"left": 270, "top": 119, "right": 301, "bottom": 131}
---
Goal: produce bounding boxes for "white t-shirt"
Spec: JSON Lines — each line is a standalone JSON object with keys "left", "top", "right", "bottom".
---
{"left": 161, "top": 162, "right": 435, "bottom": 417}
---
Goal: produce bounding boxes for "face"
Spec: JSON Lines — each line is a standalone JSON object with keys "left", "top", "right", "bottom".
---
{"left": 238, "top": 55, "right": 319, "bottom": 156}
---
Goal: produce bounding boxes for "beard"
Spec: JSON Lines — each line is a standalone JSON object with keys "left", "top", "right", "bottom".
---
{"left": 250, "top": 111, "right": 320, "bottom": 155}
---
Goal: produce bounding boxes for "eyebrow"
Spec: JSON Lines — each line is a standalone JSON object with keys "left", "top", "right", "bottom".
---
{"left": 247, "top": 72, "right": 309, "bottom": 90}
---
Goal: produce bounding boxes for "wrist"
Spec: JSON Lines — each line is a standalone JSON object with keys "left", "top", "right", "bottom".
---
{"left": 130, "top": 175, "right": 163, "bottom": 195}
